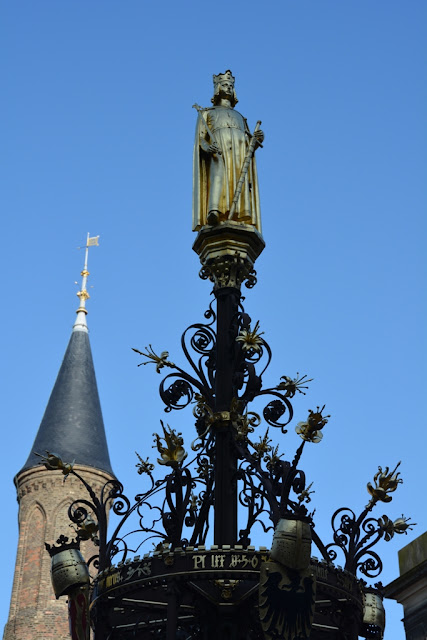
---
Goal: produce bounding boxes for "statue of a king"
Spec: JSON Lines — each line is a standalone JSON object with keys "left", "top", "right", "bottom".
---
{"left": 192, "top": 71, "right": 264, "bottom": 232}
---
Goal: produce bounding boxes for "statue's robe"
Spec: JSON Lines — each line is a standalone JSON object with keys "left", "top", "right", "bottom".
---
{"left": 193, "top": 106, "right": 261, "bottom": 232}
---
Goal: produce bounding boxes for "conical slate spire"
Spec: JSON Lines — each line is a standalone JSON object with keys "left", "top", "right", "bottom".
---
{"left": 20, "top": 329, "right": 114, "bottom": 475}
{"left": 20, "top": 235, "right": 114, "bottom": 476}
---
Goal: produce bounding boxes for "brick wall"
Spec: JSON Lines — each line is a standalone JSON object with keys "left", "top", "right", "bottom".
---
{"left": 4, "top": 465, "right": 114, "bottom": 640}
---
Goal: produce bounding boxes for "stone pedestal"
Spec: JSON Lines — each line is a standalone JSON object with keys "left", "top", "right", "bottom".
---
{"left": 193, "top": 221, "right": 265, "bottom": 290}
{"left": 385, "top": 532, "right": 427, "bottom": 639}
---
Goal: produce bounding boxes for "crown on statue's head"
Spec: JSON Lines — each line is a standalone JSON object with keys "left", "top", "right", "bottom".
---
{"left": 213, "top": 70, "right": 235, "bottom": 86}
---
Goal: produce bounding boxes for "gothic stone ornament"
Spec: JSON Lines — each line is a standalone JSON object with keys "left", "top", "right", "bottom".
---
{"left": 270, "top": 517, "right": 312, "bottom": 571}
{"left": 361, "top": 590, "right": 385, "bottom": 639}
{"left": 259, "top": 560, "right": 316, "bottom": 640}
{"left": 200, "top": 253, "right": 256, "bottom": 290}
{"left": 193, "top": 220, "right": 265, "bottom": 290}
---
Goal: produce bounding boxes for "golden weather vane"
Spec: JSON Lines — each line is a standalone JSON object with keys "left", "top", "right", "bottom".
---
{"left": 75, "top": 233, "right": 100, "bottom": 324}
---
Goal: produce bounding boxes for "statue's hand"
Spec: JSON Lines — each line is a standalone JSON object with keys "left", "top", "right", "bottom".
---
{"left": 201, "top": 139, "right": 222, "bottom": 155}
{"left": 206, "top": 142, "right": 222, "bottom": 155}
{"left": 254, "top": 129, "right": 264, "bottom": 145}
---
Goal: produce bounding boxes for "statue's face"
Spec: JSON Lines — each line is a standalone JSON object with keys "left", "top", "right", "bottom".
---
{"left": 218, "top": 80, "right": 234, "bottom": 97}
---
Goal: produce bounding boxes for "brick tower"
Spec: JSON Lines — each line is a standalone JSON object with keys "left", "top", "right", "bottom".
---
{"left": 4, "top": 237, "right": 115, "bottom": 640}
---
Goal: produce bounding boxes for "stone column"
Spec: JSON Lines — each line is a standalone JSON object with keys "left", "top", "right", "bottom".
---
{"left": 385, "top": 531, "right": 427, "bottom": 640}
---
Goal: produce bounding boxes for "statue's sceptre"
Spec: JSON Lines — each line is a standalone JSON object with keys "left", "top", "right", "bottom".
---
{"left": 228, "top": 120, "right": 262, "bottom": 221}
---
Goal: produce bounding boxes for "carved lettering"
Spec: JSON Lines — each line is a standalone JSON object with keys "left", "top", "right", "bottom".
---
{"left": 211, "top": 554, "right": 226, "bottom": 568}
{"left": 192, "top": 554, "right": 206, "bottom": 569}
{"left": 191, "top": 552, "right": 262, "bottom": 571}
{"left": 251, "top": 555, "right": 259, "bottom": 568}
{"left": 230, "top": 555, "right": 240, "bottom": 568}
{"left": 314, "top": 565, "right": 328, "bottom": 580}
{"left": 105, "top": 572, "right": 120, "bottom": 587}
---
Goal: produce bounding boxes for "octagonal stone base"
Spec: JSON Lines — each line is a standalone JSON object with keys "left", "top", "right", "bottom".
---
{"left": 192, "top": 222, "right": 265, "bottom": 290}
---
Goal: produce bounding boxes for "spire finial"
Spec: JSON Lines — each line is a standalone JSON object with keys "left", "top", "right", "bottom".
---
{"left": 73, "top": 233, "right": 100, "bottom": 333}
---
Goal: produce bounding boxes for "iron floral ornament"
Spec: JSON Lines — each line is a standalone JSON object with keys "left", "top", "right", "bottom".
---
{"left": 39, "top": 297, "right": 413, "bottom": 639}
{"left": 324, "top": 462, "right": 414, "bottom": 578}
{"left": 366, "top": 462, "right": 402, "bottom": 507}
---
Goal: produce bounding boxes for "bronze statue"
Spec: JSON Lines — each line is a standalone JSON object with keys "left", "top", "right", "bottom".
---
{"left": 193, "top": 71, "right": 263, "bottom": 232}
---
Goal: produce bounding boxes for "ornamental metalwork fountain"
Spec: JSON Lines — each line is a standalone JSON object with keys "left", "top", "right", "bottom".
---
{"left": 41, "top": 71, "right": 413, "bottom": 640}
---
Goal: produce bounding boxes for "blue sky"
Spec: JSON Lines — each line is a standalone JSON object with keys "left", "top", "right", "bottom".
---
{"left": 1, "top": 2, "right": 426, "bottom": 637}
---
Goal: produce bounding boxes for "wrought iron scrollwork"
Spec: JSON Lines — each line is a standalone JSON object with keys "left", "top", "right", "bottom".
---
{"left": 261, "top": 395, "right": 293, "bottom": 432}
{"left": 234, "top": 431, "right": 313, "bottom": 547}
{"left": 137, "top": 301, "right": 310, "bottom": 446}
{"left": 160, "top": 377, "right": 194, "bottom": 412}
{"left": 326, "top": 508, "right": 384, "bottom": 578}
{"left": 131, "top": 302, "right": 331, "bottom": 555}
{"left": 39, "top": 288, "right": 413, "bottom": 640}
{"left": 38, "top": 426, "right": 216, "bottom": 571}
{"left": 138, "top": 304, "right": 217, "bottom": 414}
{"left": 231, "top": 309, "right": 298, "bottom": 433}
{"left": 324, "top": 497, "right": 414, "bottom": 579}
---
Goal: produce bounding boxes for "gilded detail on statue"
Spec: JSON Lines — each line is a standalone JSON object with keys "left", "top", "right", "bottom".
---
{"left": 193, "top": 70, "right": 263, "bottom": 232}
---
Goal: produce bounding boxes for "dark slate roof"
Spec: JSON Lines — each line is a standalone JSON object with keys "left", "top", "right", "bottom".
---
{"left": 20, "top": 329, "right": 114, "bottom": 476}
